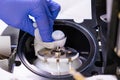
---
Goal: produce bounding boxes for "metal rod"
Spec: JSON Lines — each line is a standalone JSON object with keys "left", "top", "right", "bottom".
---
{"left": 68, "top": 58, "right": 72, "bottom": 71}
{"left": 56, "top": 59, "right": 60, "bottom": 75}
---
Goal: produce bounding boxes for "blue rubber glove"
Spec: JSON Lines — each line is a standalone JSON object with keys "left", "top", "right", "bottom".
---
{"left": 0, "top": 0, "right": 60, "bottom": 42}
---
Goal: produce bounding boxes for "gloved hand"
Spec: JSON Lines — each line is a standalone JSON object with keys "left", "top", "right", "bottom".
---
{"left": 0, "top": 0, "right": 60, "bottom": 42}
{"left": 34, "top": 28, "right": 66, "bottom": 49}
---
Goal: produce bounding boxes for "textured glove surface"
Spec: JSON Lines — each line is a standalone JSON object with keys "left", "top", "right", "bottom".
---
{"left": 0, "top": 0, "right": 60, "bottom": 42}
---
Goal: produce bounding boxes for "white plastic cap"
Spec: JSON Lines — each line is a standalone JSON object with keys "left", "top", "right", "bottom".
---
{"left": 52, "top": 30, "right": 65, "bottom": 41}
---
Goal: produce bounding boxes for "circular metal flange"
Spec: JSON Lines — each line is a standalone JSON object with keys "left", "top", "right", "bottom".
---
{"left": 18, "top": 20, "right": 98, "bottom": 79}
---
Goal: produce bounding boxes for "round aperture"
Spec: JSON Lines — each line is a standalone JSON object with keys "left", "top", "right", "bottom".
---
{"left": 18, "top": 20, "right": 98, "bottom": 79}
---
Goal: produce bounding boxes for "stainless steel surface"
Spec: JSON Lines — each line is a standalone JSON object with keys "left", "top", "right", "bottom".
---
{"left": 107, "top": 0, "right": 113, "bottom": 22}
